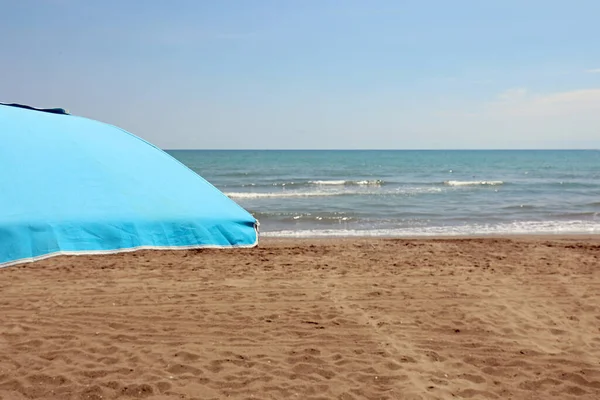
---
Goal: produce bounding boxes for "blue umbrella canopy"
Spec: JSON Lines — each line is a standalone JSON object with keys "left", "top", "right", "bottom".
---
{"left": 0, "top": 103, "right": 258, "bottom": 267}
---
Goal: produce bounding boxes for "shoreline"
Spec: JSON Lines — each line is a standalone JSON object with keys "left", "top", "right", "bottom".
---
{"left": 2, "top": 234, "right": 599, "bottom": 269}
{"left": 259, "top": 232, "right": 600, "bottom": 241}
{"left": 258, "top": 226, "right": 600, "bottom": 239}
{"left": 257, "top": 233, "right": 600, "bottom": 247}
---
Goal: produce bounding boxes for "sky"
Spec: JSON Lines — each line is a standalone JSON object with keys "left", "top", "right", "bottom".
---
{"left": 2, "top": 0, "right": 600, "bottom": 149}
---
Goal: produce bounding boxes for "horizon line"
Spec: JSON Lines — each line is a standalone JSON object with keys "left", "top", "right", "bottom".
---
{"left": 163, "top": 148, "right": 599, "bottom": 151}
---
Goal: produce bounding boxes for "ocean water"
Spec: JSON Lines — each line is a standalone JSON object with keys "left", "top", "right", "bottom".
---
{"left": 168, "top": 150, "right": 600, "bottom": 237}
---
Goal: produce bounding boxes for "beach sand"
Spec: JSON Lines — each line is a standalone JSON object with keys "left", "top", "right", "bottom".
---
{"left": 1, "top": 237, "right": 599, "bottom": 399}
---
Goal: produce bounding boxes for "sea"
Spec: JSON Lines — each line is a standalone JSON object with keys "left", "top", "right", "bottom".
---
{"left": 168, "top": 150, "right": 600, "bottom": 238}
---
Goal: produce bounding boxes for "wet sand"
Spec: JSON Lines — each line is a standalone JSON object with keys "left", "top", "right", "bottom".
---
{"left": 1, "top": 236, "right": 599, "bottom": 399}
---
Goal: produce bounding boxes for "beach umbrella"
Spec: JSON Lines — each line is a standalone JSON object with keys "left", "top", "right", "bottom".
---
{"left": 0, "top": 103, "right": 258, "bottom": 267}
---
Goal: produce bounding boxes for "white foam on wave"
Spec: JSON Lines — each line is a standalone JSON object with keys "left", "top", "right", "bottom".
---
{"left": 444, "top": 180, "right": 504, "bottom": 186}
{"left": 226, "top": 186, "right": 441, "bottom": 199}
{"left": 261, "top": 220, "right": 600, "bottom": 238}
{"left": 309, "top": 179, "right": 384, "bottom": 186}
{"left": 225, "top": 191, "right": 341, "bottom": 199}
{"left": 396, "top": 187, "right": 443, "bottom": 194}
{"left": 309, "top": 180, "right": 346, "bottom": 185}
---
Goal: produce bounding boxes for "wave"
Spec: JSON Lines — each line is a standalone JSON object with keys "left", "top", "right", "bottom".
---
{"left": 261, "top": 220, "right": 600, "bottom": 238}
{"left": 551, "top": 181, "right": 599, "bottom": 188}
{"left": 251, "top": 211, "right": 357, "bottom": 223}
{"left": 309, "top": 179, "right": 384, "bottom": 186}
{"left": 226, "top": 187, "right": 442, "bottom": 199}
{"left": 241, "top": 179, "right": 385, "bottom": 188}
{"left": 444, "top": 180, "right": 504, "bottom": 186}
{"left": 241, "top": 179, "right": 510, "bottom": 190}
{"left": 552, "top": 211, "right": 600, "bottom": 219}
{"left": 227, "top": 191, "right": 342, "bottom": 199}
{"left": 244, "top": 181, "right": 301, "bottom": 187}
{"left": 502, "top": 204, "right": 537, "bottom": 210}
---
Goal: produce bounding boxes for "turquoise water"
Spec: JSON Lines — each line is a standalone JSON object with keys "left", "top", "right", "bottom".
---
{"left": 168, "top": 150, "right": 600, "bottom": 237}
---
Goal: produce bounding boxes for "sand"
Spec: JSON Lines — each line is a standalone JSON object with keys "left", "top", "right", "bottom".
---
{"left": 1, "top": 236, "right": 599, "bottom": 400}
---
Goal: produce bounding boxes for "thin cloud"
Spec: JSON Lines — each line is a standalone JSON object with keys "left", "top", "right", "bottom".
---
{"left": 433, "top": 87, "right": 600, "bottom": 148}
{"left": 485, "top": 87, "right": 600, "bottom": 117}
{"left": 437, "top": 87, "right": 600, "bottom": 120}
{"left": 586, "top": 68, "right": 600, "bottom": 73}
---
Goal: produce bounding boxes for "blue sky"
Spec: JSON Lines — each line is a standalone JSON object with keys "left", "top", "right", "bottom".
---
{"left": 2, "top": 0, "right": 600, "bottom": 149}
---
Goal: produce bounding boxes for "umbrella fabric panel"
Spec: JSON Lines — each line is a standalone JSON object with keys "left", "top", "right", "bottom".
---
{"left": 0, "top": 104, "right": 258, "bottom": 267}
